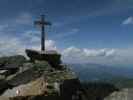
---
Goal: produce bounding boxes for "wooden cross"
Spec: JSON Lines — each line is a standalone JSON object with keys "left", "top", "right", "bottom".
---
{"left": 34, "top": 15, "right": 51, "bottom": 51}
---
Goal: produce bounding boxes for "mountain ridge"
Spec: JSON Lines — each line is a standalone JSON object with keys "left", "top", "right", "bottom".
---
{"left": 68, "top": 63, "right": 133, "bottom": 88}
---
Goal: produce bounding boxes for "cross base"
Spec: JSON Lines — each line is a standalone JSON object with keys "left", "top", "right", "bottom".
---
{"left": 25, "top": 49, "right": 62, "bottom": 68}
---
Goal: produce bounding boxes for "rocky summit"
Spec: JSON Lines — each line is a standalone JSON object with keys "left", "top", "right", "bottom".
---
{"left": 104, "top": 88, "right": 133, "bottom": 100}
{"left": 0, "top": 55, "right": 83, "bottom": 100}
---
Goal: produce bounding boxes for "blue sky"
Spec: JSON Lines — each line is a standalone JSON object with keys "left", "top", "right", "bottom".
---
{"left": 0, "top": 0, "right": 133, "bottom": 66}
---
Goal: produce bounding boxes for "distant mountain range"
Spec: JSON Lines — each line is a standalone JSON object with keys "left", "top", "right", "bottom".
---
{"left": 68, "top": 63, "right": 133, "bottom": 88}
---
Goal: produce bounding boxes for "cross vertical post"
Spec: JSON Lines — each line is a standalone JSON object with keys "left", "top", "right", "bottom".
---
{"left": 41, "top": 15, "right": 45, "bottom": 51}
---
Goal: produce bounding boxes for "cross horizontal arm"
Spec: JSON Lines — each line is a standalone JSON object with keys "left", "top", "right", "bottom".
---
{"left": 34, "top": 21, "right": 51, "bottom": 26}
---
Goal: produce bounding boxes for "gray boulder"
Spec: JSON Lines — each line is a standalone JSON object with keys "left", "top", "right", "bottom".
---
{"left": 0, "top": 55, "right": 26, "bottom": 68}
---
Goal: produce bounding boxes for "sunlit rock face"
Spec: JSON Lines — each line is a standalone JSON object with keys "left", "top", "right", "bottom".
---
{"left": 0, "top": 56, "right": 79, "bottom": 100}
{"left": 104, "top": 88, "right": 133, "bottom": 100}
{"left": 2, "top": 77, "right": 48, "bottom": 97}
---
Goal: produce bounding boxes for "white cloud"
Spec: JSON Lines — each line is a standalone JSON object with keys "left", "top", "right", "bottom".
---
{"left": 0, "top": 36, "right": 25, "bottom": 56}
{"left": 61, "top": 46, "right": 133, "bottom": 66}
{"left": 23, "top": 30, "right": 40, "bottom": 43}
{"left": 23, "top": 30, "right": 57, "bottom": 51}
{"left": 54, "top": 28, "right": 79, "bottom": 39}
{"left": 83, "top": 49, "right": 106, "bottom": 57}
{"left": 0, "top": 33, "right": 133, "bottom": 66}
{"left": 62, "top": 46, "right": 117, "bottom": 64}
{"left": 62, "top": 46, "right": 83, "bottom": 58}
{"left": 62, "top": 47, "right": 115, "bottom": 58}
{"left": 0, "top": 24, "right": 8, "bottom": 31}
{"left": 15, "top": 12, "right": 33, "bottom": 25}
{"left": 122, "top": 17, "right": 133, "bottom": 25}
{"left": 0, "top": 35, "right": 57, "bottom": 57}
{"left": 0, "top": 12, "right": 34, "bottom": 37}
{"left": 45, "top": 40, "right": 57, "bottom": 50}
{"left": 0, "top": 27, "right": 57, "bottom": 57}
{"left": 106, "top": 49, "right": 115, "bottom": 56}
{"left": 29, "top": 39, "right": 57, "bottom": 51}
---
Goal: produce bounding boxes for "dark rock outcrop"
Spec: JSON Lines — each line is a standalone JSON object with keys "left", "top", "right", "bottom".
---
{"left": 60, "top": 79, "right": 82, "bottom": 100}
{"left": 81, "top": 82, "right": 119, "bottom": 100}
{"left": 0, "top": 55, "right": 26, "bottom": 69}
{"left": 0, "top": 55, "right": 26, "bottom": 78}
{"left": 0, "top": 80, "right": 12, "bottom": 95}
{"left": 25, "top": 49, "right": 61, "bottom": 68}
{"left": 8, "top": 61, "right": 52, "bottom": 87}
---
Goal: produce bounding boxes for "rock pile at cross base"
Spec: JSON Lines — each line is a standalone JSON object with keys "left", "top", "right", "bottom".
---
{"left": 0, "top": 55, "right": 82, "bottom": 100}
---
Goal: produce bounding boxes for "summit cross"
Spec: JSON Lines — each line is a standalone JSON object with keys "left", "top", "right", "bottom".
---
{"left": 34, "top": 15, "right": 51, "bottom": 51}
